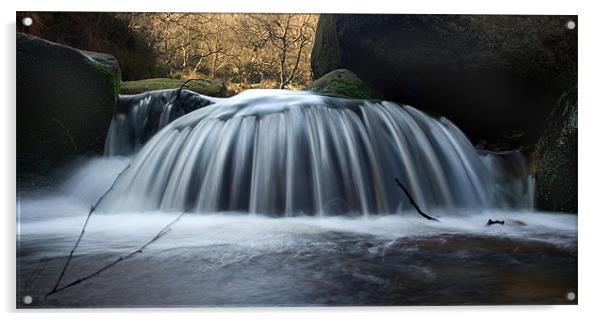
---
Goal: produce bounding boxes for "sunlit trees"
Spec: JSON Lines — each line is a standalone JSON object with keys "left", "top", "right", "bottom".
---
{"left": 18, "top": 12, "right": 317, "bottom": 88}
{"left": 233, "top": 14, "right": 316, "bottom": 88}
{"left": 127, "top": 13, "right": 318, "bottom": 89}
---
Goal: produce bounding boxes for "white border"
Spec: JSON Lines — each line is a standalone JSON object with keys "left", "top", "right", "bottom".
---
{"left": 2, "top": 0, "right": 601, "bottom": 320}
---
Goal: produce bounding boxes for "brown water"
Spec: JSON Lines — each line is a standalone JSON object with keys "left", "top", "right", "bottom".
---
{"left": 17, "top": 209, "right": 577, "bottom": 307}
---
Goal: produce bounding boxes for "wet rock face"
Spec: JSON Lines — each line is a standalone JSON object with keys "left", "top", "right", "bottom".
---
{"left": 311, "top": 14, "right": 577, "bottom": 146}
{"left": 17, "top": 32, "right": 121, "bottom": 180}
{"left": 535, "top": 86, "right": 577, "bottom": 213}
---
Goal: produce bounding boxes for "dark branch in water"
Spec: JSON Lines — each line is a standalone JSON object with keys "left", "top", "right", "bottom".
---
{"left": 47, "top": 164, "right": 131, "bottom": 297}
{"left": 394, "top": 177, "right": 439, "bottom": 222}
{"left": 486, "top": 219, "right": 505, "bottom": 226}
{"left": 46, "top": 212, "right": 185, "bottom": 297}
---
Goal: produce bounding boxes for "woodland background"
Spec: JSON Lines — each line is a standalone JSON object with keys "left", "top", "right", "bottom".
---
{"left": 17, "top": 12, "right": 318, "bottom": 92}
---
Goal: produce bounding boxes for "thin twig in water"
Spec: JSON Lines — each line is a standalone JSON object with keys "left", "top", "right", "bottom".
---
{"left": 394, "top": 177, "right": 440, "bottom": 222}
{"left": 47, "top": 164, "right": 131, "bottom": 297}
{"left": 46, "top": 212, "right": 186, "bottom": 297}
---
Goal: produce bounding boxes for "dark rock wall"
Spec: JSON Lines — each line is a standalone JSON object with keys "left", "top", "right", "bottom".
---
{"left": 535, "top": 86, "right": 577, "bottom": 213}
{"left": 17, "top": 32, "right": 120, "bottom": 181}
{"left": 311, "top": 14, "right": 577, "bottom": 146}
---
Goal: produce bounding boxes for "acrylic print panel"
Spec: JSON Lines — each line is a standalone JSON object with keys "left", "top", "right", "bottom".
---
{"left": 16, "top": 12, "right": 577, "bottom": 308}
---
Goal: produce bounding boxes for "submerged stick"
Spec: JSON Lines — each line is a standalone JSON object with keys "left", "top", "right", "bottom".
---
{"left": 47, "top": 164, "right": 131, "bottom": 297}
{"left": 394, "top": 177, "right": 439, "bottom": 222}
{"left": 46, "top": 212, "right": 185, "bottom": 297}
{"left": 486, "top": 219, "right": 505, "bottom": 226}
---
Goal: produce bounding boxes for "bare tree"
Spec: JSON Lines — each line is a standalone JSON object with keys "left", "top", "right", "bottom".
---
{"left": 124, "top": 13, "right": 317, "bottom": 89}
{"left": 237, "top": 14, "right": 316, "bottom": 88}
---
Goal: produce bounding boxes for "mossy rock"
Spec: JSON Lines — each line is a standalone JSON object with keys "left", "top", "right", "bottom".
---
{"left": 121, "top": 78, "right": 227, "bottom": 97}
{"left": 305, "top": 69, "right": 381, "bottom": 100}
{"left": 17, "top": 32, "right": 120, "bottom": 181}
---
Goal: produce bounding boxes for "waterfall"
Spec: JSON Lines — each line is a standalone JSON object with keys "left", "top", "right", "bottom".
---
{"left": 479, "top": 150, "right": 535, "bottom": 211}
{"left": 104, "top": 89, "right": 216, "bottom": 156}
{"left": 100, "top": 89, "right": 532, "bottom": 216}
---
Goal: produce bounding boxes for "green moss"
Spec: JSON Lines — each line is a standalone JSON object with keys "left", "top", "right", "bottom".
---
{"left": 121, "top": 78, "right": 227, "bottom": 97}
{"left": 305, "top": 69, "right": 381, "bottom": 100}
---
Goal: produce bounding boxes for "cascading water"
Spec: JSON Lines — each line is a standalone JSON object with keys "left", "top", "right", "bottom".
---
{"left": 104, "top": 89, "right": 216, "bottom": 156}
{"left": 19, "top": 89, "right": 576, "bottom": 308}
{"left": 480, "top": 150, "right": 535, "bottom": 210}
{"left": 99, "top": 89, "right": 532, "bottom": 216}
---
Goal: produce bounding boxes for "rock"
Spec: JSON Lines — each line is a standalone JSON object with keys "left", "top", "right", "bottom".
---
{"left": 120, "top": 78, "right": 228, "bottom": 97}
{"left": 304, "top": 69, "right": 381, "bottom": 99}
{"left": 534, "top": 86, "right": 577, "bottom": 213}
{"left": 17, "top": 32, "right": 120, "bottom": 180}
{"left": 311, "top": 14, "right": 577, "bottom": 146}
{"left": 507, "top": 219, "right": 527, "bottom": 226}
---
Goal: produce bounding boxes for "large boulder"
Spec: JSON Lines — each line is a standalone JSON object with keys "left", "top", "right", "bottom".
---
{"left": 311, "top": 14, "right": 577, "bottom": 145}
{"left": 534, "top": 86, "right": 577, "bottom": 213}
{"left": 17, "top": 32, "right": 120, "bottom": 181}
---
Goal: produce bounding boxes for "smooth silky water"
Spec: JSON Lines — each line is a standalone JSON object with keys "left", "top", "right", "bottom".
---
{"left": 17, "top": 90, "right": 577, "bottom": 307}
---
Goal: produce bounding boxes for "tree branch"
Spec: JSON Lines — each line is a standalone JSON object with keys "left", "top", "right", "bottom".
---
{"left": 48, "top": 164, "right": 132, "bottom": 296}
{"left": 46, "top": 212, "right": 186, "bottom": 297}
{"left": 394, "top": 177, "right": 440, "bottom": 222}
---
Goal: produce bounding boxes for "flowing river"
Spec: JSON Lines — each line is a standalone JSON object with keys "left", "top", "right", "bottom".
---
{"left": 17, "top": 90, "right": 577, "bottom": 307}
